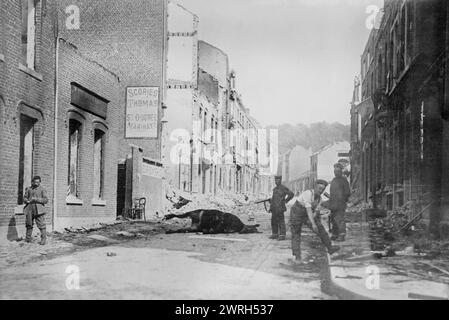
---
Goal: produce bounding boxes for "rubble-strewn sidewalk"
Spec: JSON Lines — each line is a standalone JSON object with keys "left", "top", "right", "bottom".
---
{"left": 327, "top": 223, "right": 449, "bottom": 300}
{"left": 0, "top": 219, "right": 183, "bottom": 270}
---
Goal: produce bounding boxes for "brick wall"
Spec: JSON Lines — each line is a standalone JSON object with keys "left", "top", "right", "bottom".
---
{"left": 57, "top": 0, "right": 167, "bottom": 161}
{"left": 54, "top": 39, "right": 121, "bottom": 230}
{"left": 0, "top": 0, "right": 56, "bottom": 239}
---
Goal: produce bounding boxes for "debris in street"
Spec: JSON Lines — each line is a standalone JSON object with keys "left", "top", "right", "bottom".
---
{"left": 419, "top": 261, "right": 449, "bottom": 277}
{"left": 82, "top": 226, "right": 102, "bottom": 232}
{"left": 408, "top": 292, "right": 448, "bottom": 300}
{"left": 166, "top": 191, "right": 192, "bottom": 209}
{"left": 87, "top": 234, "right": 114, "bottom": 242}
{"left": 188, "top": 235, "right": 247, "bottom": 242}
{"left": 335, "top": 275, "right": 363, "bottom": 280}
{"left": 164, "top": 185, "right": 261, "bottom": 216}
{"left": 398, "top": 202, "right": 434, "bottom": 233}
{"left": 116, "top": 231, "right": 135, "bottom": 237}
{"left": 64, "top": 227, "right": 83, "bottom": 233}
{"left": 345, "top": 252, "right": 374, "bottom": 261}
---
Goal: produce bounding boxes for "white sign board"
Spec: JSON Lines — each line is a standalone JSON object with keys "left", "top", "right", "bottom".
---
{"left": 126, "top": 87, "right": 159, "bottom": 138}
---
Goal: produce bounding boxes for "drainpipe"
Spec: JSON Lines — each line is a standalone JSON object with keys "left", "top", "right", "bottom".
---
{"left": 373, "top": 102, "right": 378, "bottom": 209}
{"left": 52, "top": 6, "right": 59, "bottom": 231}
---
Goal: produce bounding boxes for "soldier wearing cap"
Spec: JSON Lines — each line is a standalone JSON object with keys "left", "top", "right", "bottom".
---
{"left": 268, "top": 175, "right": 294, "bottom": 240}
{"left": 23, "top": 176, "right": 48, "bottom": 245}
{"left": 328, "top": 163, "right": 351, "bottom": 241}
{"left": 288, "top": 179, "right": 340, "bottom": 264}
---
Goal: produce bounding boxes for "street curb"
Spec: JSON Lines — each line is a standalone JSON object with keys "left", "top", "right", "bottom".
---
{"left": 324, "top": 254, "right": 374, "bottom": 300}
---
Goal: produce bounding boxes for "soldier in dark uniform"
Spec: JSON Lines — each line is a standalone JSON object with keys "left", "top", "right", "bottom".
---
{"left": 24, "top": 176, "right": 48, "bottom": 245}
{"left": 329, "top": 163, "right": 351, "bottom": 241}
{"left": 269, "top": 175, "right": 294, "bottom": 240}
{"left": 289, "top": 179, "right": 340, "bottom": 265}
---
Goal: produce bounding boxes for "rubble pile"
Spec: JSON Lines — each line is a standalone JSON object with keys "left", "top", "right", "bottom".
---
{"left": 384, "top": 201, "right": 414, "bottom": 233}
{"left": 63, "top": 221, "right": 123, "bottom": 234}
{"left": 345, "top": 201, "right": 371, "bottom": 223}
{"left": 164, "top": 186, "right": 267, "bottom": 221}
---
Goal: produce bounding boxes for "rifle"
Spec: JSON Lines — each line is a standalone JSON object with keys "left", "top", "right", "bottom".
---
{"left": 254, "top": 198, "right": 271, "bottom": 213}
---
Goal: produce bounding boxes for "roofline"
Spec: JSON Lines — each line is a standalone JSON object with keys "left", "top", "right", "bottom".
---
{"left": 169, "top": 0, "right": 199, "bottom": 20}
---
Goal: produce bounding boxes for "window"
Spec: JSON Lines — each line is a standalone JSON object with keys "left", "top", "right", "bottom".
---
{"left": 399, "top": 6, "right": 406, "bottom": 72}
{"left": 93, "top": 129, "right": 105, "bottom": 200}
{"left": 405, "top": 0, "right": 414, "bottom": 65}
{"left": 210, "top": 116, "right": 215, "bottom": 142}
{"left": 68, "top": 119, "right": 81, "bottom": 198}
{"left": 18, "top": 115, "right": 35, "bottom": 205}
{"left": 214, "top": 120, "right": 218, "bottom": 143}
{"left": 420, "top": 101, "right": 424, "bottom": 161}
{"left": 21, "top": 0, "right": 38, "bottom": 69}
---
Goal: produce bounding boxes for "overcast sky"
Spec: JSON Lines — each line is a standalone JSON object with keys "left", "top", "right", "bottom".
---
{"left": 176, "top": 0, "right": 384, "bottom": 126}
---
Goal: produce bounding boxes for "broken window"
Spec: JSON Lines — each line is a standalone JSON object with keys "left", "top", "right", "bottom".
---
{"left": 399, "top": 5, "right": 406, "bottom": 72}
{"left": 17, "top": 114, "right": 35, "bottom": 205}
{"left": 215, "top": 119, "right": 218, "bottom": 144}
{"left": 406, "top": 0, "right": 414, "bottom": 64}
{"left": 93, "top": 129, "right": 105, "bottom": 200}
{"left": 203, "top": 111, "right": 207, "bottom": 142}
{"left": 68, "top": 119, "right": 81, "bottom": 198}
{"left": 21, "top": 0, "right": 38, "bottom": 69}
{"left": 420, "top": 101, "right": 424, "bottom": 161}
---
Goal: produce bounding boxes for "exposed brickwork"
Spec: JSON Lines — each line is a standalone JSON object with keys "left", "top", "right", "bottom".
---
{"left": 57, "top": 0, "right": 167, "bottom": 160}
{"left": 0, "top": 0, "right": 56, "bottom": 236}
{"left": 0, "top": 0, "right": 167, "bottom": 237}
{"left": 53, "top": 39, "right": 121, "bottom": 229}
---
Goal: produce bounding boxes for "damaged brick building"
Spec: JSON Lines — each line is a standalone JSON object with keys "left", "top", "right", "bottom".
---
{"left": 0, "top": 0, "right": 57, "bottom": 240}
{"left": 0, "top": 0, "right": 167, "bottom": 241}
{"left": 350, "top": 0, "right": 449, "bottom": 238}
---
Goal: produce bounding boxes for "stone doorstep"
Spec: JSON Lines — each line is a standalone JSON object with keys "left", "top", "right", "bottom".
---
{"left": 327, "top": 254, "right": 449, "bottom": 300}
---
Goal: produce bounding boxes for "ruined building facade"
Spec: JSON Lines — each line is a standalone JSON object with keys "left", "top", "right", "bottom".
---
{"left": 350, "top": 0, "right": 449, "bottom": 238}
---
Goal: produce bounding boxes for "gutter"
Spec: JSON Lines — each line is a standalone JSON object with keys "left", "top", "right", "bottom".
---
{"left": 52, "top": 6, "right": 59, "bottom": 231}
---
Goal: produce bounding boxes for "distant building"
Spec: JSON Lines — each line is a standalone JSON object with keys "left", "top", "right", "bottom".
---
{"left": 288, "top": 145, "right": 312, "bottom": 182}
{"left": 165, "top": 2, "right": 272, "bottom": 197}
{"left": 310, "top": 141, "right": 350, "bottom": 186}
{"left": 283, "top": 145, "right": 312, "bottom": 195}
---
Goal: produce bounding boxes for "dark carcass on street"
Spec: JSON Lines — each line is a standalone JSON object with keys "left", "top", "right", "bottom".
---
{"left": 164, "top": 209, "right": 260, "bottom": 234}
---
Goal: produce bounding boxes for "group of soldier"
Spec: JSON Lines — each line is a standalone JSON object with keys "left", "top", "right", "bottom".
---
{"left": 268, "top": 163, "right": 350, "bottom": 265}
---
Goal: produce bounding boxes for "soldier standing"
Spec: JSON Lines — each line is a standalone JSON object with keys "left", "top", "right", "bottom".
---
{"left": 24, "top": 176, "right": 48, "bottom": 245}
{"left": 269, "top": 175, "right": 294, "bottom": 241}
{"left": 329, "top": 163, "right": 351, "bottom": 241}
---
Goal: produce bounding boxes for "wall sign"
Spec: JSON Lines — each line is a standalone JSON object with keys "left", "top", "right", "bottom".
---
{"left": 125, "top": 86, "right": 159, "bottom": 138}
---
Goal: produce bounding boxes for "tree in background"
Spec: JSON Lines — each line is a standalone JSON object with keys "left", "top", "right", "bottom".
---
{"left": 268, "top": 122, "right": 350, "bottom": 155}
